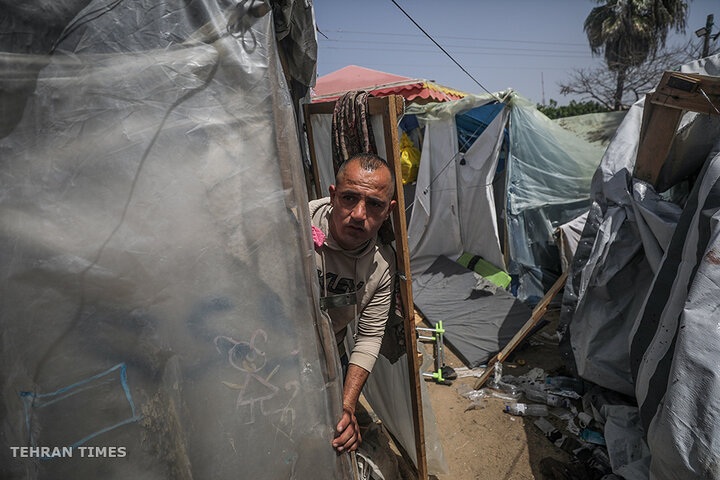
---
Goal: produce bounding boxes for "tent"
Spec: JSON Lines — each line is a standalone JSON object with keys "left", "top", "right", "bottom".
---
{"left": 0, "top": 1, "right": 353, "bottom": 478}
{"left": 560, "top": 54, "right": 720, "bottom": 479}
{"left": 312, "top": 65, "right": 467, "bottom": 104}
{"left": 404, "top": 92, "right": 606, "bottom": 303}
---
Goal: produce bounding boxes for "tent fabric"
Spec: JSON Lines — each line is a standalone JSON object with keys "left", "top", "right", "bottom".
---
{"left": 412, "top": 256, "right": 532, "bottom": 368}
{"left": 506, "top": 96, "right": 605, "bottom": 302}
{"left": 313, "top": 65, "right": 466, "bottom": 103}
{"left": 0, "top": 1, "right": 354, "bottom": 479}
{"left": 554, "top": 211, "right": 588, "bottom": 272}
{"left": 407, "top": 92, "right": 604, "bottom": 303}
{"left": 406, "top": 99, "right": 509, "bottom": 275}
{"left": 560, "top": 54, "right": 720, "bottom": 479}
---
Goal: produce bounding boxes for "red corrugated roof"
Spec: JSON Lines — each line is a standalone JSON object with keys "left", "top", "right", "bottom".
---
{"left": 312, "top": 65, "right": 466, "bottom": 104}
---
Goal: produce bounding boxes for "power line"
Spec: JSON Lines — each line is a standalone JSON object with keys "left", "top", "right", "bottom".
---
{"left": 323, "top": 29, "right": 589, "bottom": 47}
{"left": 390, "top": 0, "right": 497, "bottom": 97}
{"left": 319, "top": 38, "right": 592, "bottom": 56}
{"left": 321, "top": 45, "right": 592, "bottom": 59}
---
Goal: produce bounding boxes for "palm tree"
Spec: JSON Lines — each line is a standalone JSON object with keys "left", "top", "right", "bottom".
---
{"left": 584, "top": 0, "right": 688, "bottom": 110}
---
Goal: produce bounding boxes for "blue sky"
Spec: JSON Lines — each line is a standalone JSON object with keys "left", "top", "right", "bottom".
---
{"left": 313, "top": 0, "right": 719, "bottom": 104}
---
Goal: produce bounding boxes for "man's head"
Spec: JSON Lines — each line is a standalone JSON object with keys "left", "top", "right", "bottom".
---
{"left": 328, "top": 154, "right": 397, "bottom": 250}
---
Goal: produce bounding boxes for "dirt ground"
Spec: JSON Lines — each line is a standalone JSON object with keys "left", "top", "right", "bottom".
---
{"left": 362, "top": 308, "right": 577, "bottom": 480}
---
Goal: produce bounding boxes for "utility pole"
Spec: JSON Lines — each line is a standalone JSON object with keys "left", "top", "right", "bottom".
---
{"left": 695, "top": 14, "right": 715, "bottom": 58}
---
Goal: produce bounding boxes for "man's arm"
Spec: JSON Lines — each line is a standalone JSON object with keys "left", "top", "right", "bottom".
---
{"left": 332, "top": 364, "right": 369, "bottom": 452}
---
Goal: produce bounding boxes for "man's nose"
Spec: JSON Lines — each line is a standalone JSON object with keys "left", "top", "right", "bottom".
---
{"left": 350, "top": 199, "right": 367, "bottom": 221}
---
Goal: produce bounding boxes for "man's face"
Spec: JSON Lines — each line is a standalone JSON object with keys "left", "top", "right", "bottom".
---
{"left": 328, "top": 161, "right": 397, "bottom": 250}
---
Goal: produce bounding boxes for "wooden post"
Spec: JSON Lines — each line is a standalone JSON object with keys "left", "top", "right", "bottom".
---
{"left": 381, "top": 95, "right": 428, "bottom": 480}
{"left": 303, "top": 103, "right": 324, "bottom": 199}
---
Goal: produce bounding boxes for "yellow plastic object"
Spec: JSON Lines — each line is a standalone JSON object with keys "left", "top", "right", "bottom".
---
{"left": 399, "top": 132, "right": 420, "bottom": 184}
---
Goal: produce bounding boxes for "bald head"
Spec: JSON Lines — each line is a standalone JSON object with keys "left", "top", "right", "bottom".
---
{"left": 336, "top": 154, "right": 395, "bottom": 200}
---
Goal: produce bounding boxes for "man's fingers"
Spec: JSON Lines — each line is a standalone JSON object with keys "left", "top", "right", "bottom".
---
{"left": 343, "top": 431, "right": 361, "bottom": 451}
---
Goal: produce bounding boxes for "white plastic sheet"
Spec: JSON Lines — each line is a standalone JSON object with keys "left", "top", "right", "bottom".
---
{"left": 406, "top": 97, "right": 508, "bottom": 275}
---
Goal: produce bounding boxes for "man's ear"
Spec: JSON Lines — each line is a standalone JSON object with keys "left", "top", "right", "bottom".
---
{"left": 387, "top": 199, "right": 397, "bottom": 218}
{"left": 328, "top": 184, "right": 336, "bottom": 203}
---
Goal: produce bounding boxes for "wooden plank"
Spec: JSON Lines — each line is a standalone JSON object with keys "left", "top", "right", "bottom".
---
{"left": 649, "top": 93, "right": 720, "bottom": 116}
{"left": 307, "top": 96, "right": 404, "bottom": 116}
{"left": 633, "top": 93, "right": 684, "bottom": 186}
{"left": 474, "top": 271, "right": 568, "bottom": 390}
{"left": 303, "top": 103, "right": 324, "bottom": 199}
{"left": 382, "top": 95, "right": 428, "bottom": 480}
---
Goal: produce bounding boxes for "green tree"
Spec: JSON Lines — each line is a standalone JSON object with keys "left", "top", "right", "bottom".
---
{"left": 537, "top": 99, "right": 611, "bottom": 119}
{"left": 584, "top": 0, "right": 688, "bottom": 110}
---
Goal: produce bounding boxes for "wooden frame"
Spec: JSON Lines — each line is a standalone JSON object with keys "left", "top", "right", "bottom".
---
{"left": 303, "top": 95, "right": 428, "bottom": 480}
{"left": 634, "top": 71, "right": 720, "bottom": 187}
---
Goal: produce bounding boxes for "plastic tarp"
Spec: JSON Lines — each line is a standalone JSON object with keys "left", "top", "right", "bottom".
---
{"left": 560, "top": 53, "right": 720, "bottom": 479}
{"left": 554, "top": 211, "right": 588, "bottom": 273}
{"left": 406, "top": 95, "right": 509, "bottom": 275}
{"left": 0, "top": 1, "right": 356, "bottom": 479}
{"left": 309, "top": 114, "right": 386, "bottom": 196}
{"left": 506, "top": 96, "right": 605, "bottom": 303}
{"left": 406, "top": 93, "right": 604, "bottom": 303}
{"left": 412, "top": 256, "right": 532, "bottom": 368}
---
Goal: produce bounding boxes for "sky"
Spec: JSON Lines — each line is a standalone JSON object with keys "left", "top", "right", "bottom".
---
{"left": 313, "top": 0, "right": 719, "bottom": 105}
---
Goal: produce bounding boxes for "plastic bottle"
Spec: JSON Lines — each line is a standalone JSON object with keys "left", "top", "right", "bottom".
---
{"left": 504, "top": 403, "right": 548, "bottom": 416}
{"left": 523, "top": 386, "right": 571, "bottom": 408}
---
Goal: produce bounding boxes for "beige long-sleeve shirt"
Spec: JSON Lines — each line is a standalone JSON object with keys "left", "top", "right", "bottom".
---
{"left": 310, "top": 198, "right": 395, "bottom": 373}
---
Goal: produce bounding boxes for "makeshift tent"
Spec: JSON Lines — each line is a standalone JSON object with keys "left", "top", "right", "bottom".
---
{"left": 312, "top": 65, "right": 466, "bottom": 104}
{"left": 560, "top": 54, "right": 720, "bottom": 479}
{"left": 405, "top": 93, "right": 606, "bottom": 303}
{"left": 0, "top": 1, "right": 355, "bottom": 478}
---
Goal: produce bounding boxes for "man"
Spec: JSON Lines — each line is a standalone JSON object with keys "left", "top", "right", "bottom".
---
{"left": 309, "top": 153, "right": 397, "bottom": 454}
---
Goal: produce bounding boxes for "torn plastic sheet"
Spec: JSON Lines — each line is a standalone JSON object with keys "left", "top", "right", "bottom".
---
{"left": 0, "top": 1, "right": 354, "bottom": 479}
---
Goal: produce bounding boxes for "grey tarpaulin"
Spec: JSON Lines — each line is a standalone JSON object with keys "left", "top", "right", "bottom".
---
{"left": 560, "top": 53, "right": 720, "bottom": 479}
{"left": 412, "top": 256, "right": 532, "bottom": 368}
{"left": 631, "top": 147, "right": 720, "bottom": 479}
{"left": 0, "top": 1, "right": 356, "bottom": 479}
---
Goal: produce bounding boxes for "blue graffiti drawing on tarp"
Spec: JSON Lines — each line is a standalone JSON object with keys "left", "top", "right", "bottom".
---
{"left": 19, "top": 363, "right": 142, "bottom": 460}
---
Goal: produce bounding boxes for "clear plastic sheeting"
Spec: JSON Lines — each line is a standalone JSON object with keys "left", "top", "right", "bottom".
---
{"left": 0, "top": 1, "right": 353, "bottom": 479}
{"left": 505, "top": 96, "right": 605, "bottom": 302}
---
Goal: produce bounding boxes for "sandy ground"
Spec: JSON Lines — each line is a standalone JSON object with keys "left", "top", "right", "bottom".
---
{"left": 361, "top": 308, "right": 575, "bottom": 480}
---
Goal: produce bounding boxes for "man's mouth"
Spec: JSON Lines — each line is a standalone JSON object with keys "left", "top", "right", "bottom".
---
{"left": 346, "top": 225, "right": 364, "bottom": 233}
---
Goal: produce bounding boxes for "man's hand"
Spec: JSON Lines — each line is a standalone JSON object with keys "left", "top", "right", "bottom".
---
{"left": 333, "top": 406, "right": 361, "bottom": 452}
{"left": 332, "top": 363, "right": 369, "bottom": 453}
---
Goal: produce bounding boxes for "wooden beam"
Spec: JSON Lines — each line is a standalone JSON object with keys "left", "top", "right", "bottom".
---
{"left": 302, "top": 103, "right": 323, "bottom": 199}
{"left": 307, "top": 96, "right": 405, "bottom": 116}
{"left": 382, "top": 94, "right": 428, "bottom": 480}
{"left": 633, "top": 94, "right": 683, "bottom": 186}
{"left": 474, "top": 271, "right": 568, "bottom": 390}
{"left": 633, "top": 71, "right": 720, "bottom": 187}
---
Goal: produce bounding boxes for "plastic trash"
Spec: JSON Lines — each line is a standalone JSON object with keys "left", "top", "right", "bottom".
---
{"left": 545, "top": 376, "right": 583, "bottom": 393}
{"left": 505, "top": 403, "right": 548, "bottom": 417}
{"left": 581, "top": 429, "right": 607, "bottom": 446}
{"left": 523, "top": 386, "right": 572, "bottom": 408}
